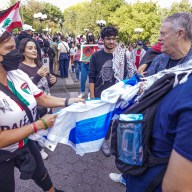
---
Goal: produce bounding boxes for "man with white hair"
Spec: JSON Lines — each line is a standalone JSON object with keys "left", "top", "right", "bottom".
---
{"left": 123, "top": 12, "right": 192, "bottom": 192}
{"left": 146, "top": 12, "right": 192, "bottom": 76}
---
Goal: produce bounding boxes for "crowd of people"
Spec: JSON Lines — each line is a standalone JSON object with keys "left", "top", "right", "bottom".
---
{"left": 0, "top": 11, "right": 192, "bottom": 192}
{"left": 13, "top": 23, "right": 149, "bottom": 99}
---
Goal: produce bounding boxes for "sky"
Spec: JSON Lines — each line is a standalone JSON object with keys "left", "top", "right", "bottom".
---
{"left": 0, "top": 0, "right": 192, "bottom": 11}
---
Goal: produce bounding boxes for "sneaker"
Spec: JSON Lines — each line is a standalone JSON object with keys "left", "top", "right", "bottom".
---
{"left": 109, "top": 173, "right": 126, "bottom": 186}
{"left": 40, "top": 149, "right": 48, "bottom": 160}
{"left": 120, "top": 177, "right": 126, "bottom": 186}
{"left": 78, "top": 92, "right": 85, "bottom": 98}
{"left": 87, "top": 92, "right": 90, "bottom": 100}
{"left": 74, "top": 79, "right": 79, "bottom": 83}
{"left": 101, "top": 139, "right": 111, "bottom": 157}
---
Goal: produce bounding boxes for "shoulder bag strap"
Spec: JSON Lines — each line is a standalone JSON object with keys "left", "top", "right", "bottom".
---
{"left": 61, "top": 42, "right": 69, "bottom": 53}
{"left": 0, "top": 82, "right": 34, "bottom": 123}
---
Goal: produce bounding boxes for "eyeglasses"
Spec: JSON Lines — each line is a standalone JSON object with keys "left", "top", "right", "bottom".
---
{"left": 104, "top": 37, "right": 116, "bottom": 42}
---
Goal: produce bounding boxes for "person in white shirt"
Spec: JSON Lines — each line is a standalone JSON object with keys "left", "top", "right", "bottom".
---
{"left": 58, "top": 35, "right": 70, "bottom": 78}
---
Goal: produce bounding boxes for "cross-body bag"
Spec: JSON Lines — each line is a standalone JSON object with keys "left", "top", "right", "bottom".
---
{"left": 61, "top": 42, "right": 70, "bottom": 59}
{"left": 0, "top": 82, "right": 34, "bottom": 123}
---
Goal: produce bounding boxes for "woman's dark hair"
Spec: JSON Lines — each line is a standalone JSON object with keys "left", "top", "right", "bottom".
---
{"left": 18, "top": 38, "right": 42, "bottom": 67}
{"left": 42, "top": 40, "right": 50, "bottom": 55}
{"left": 52, "top": 36, "right": 58, "bottom": 42}
{"left": 86, "top": 32, "right": 95, "bottom": 44}
{"left": 0, "top": 31, "right": 12, "bottom": 45}
{"left": 60, "top": 35, "right": 65, "bottom": 41}
{"left": 100, "top": 26, "right": 118, "bottom": 39}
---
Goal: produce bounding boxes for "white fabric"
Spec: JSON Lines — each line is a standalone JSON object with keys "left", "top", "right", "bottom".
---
{"left": 101, "top": 80, "right": 139, "bottom": 103}
{"left": 31, "top": 78, "right": 139, "bottom": 156}
{"left": 142, "top": 58, "right": 192, "bottom": 91}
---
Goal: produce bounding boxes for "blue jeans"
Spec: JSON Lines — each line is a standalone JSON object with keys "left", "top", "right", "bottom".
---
{"left": 59, "top": 53, "right": 69, "bottom": 78}
{"left": 80, "top": 62, "right": 89, "bottom": 92}
{"left": 74, "top": 60, "right": 82, "bottom": 80}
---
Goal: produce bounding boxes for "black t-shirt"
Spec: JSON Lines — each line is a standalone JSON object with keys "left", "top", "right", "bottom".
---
{"left": 89, "top": 49, "right": 115, "bottom": 98}
{"left": 166, "top": 57, "right": 183, "bottom": 69}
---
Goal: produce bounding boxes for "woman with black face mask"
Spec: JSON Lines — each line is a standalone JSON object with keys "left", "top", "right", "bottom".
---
{"left": 0, "top": 29, "right": 84, "bottom": 192}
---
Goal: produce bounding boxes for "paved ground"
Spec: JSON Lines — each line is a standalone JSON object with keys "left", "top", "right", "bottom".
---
{"left": 15, "top": 72, "right": 125, "bottom": 192}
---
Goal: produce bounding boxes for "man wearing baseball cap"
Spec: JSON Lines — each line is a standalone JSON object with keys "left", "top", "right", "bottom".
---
{"left": 15, "top": 24, "right": 42, "bottom": 60}
{"left": 130, "top": 40, "right": 146, "bottom": 69}
{"left": 15, "top": 24, "right": 35, "bottom": 48}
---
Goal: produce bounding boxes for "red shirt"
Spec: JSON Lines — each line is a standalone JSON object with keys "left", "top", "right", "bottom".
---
{"left": 135, "top": 49, "right": 141, "bottom": 69}
{"left": 75, "top": 49, "right": 81, "bottom": 61}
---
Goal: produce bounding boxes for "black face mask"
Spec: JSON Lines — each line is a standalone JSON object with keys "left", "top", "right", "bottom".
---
{"left": 0, "top": 49, "right": 22, "bottom": 71}
{"left": 87, "top": 35, "right": 94, "bottom": 43}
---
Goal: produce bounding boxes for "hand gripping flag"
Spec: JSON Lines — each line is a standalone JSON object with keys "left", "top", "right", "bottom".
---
{"left": 0, "top": 1, "right": 22, "bottom": 32}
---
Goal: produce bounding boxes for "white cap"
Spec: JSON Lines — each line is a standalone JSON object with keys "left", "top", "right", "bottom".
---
{"left": 22, "top": 24, "right": 35, "bottom": 32}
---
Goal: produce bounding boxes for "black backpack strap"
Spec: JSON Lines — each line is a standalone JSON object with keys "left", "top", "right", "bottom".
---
{"left": 149, "top": 152, "right": 169, "bottom": 166}
{"left": 145, "top": 167, "right": 167, "bottom": 192}
{"left": 0, "top": 82, "right": 34, "bottom": 123}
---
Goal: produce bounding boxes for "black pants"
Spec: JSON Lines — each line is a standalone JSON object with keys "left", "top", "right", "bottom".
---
{"left": 105, "top": 120, "right": 114, "bottom": 140}
{"left": 0, "top": 140, "right": 53, "bottom": 192}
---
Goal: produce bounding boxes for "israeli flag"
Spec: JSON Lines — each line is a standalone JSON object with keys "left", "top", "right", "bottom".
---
{"left": 29, "top": 76, "right": 139, "bottom": 156}
{"left": 47, "top": 100, "right": 115, "bottom": 155}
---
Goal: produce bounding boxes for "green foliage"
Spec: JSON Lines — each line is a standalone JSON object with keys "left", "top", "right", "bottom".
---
{"left": 63, "top": 0, "right": 125, "bottom": 38}
{"left": 4, "top": 0, "right": 192, "bottom": 43}
{"left": 4, "top": 0, "right": 63, "bottom": 34}
{"left": 109, "top": 2, "right": 162, "bottom": 44}
{"left": 63, "top": 0, "right": 162, "bottom": 43}
{"left": 162, "top": 0, "right": 192, "bottom": 17}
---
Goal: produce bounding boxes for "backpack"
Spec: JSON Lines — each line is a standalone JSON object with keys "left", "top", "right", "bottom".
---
{"left": 111, "top": 73, "right": 177, "bottom": 191}
{"left": 42, "top": 48, "right": 50, "bottom": 71}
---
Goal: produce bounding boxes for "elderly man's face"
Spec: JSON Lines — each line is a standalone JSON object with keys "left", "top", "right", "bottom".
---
{"left": 158, "top": 22, "right": 178, "bottom": 56}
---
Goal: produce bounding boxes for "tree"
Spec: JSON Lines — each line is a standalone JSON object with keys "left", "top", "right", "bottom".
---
{"left": 63, "top": 0, "right": 125, "bottom": 38}
{"left": 109, "top": 2, "right": 162, "bottom": 44}
{"left": 6, "top": 0, "right": 192, "bottom": 41}
{"left": 163, "top": 0, "right": 192, "bottom": 16}
{"left": 6, "top": 0, "right": 63, "bottom": 34}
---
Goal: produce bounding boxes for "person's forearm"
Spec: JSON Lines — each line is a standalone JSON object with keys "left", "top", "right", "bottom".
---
{"left": 89, "top": 83, "right": 95, "bottom": 98}
{"left": 0, "top": 120, "right": 45, "bottom": 148}
{"left": 137, "top": 64, "right": 147, "bottom": 74}
{"left": 36, "top": 94, "right": 65, "bottom": 108}
{"left": 36, "top": 94, "right": 84, "bottom": 108}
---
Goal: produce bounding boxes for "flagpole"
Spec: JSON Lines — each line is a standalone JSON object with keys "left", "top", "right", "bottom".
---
{"left": 19, "top": 0, "right": 24, "bottom": 24}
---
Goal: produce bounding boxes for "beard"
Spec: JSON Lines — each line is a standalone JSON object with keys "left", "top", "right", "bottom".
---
{"left": 104, "top": 44, "right": 115, "bottom": 50}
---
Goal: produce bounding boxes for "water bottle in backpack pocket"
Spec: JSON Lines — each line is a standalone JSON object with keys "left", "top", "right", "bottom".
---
{"left": 117, "top": 114, "right": 144, "bottom": 166}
